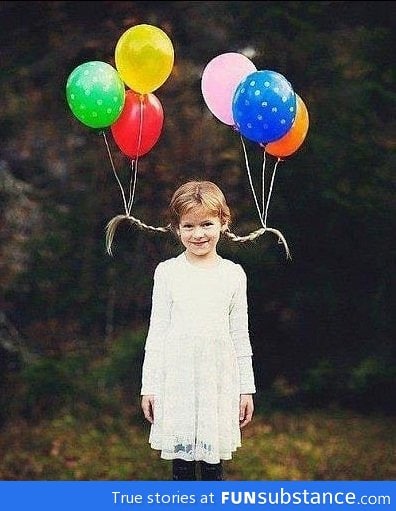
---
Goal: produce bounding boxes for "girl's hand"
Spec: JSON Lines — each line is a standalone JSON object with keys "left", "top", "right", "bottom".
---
{"left": 239, "top": 394, "right": 254, "bottom": 428}
{"left": 141, "top": 395, "right": 155, "bottom": 424}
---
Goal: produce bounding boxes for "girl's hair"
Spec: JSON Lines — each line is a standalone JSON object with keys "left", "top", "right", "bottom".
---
{"left": 168, "top": 181, "right": 231, "bottom": 232}
{"left": 105, "top": 180, "right": 291, "bottom": 258}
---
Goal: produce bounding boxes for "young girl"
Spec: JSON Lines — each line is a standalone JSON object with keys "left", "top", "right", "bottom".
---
{"left": 140, "top": 181, "right": 256, "bottom": 481}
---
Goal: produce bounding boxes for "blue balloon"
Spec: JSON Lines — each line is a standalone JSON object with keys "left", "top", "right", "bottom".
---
{"left": 232, "top": 70, "right": 296, "bottom": 144}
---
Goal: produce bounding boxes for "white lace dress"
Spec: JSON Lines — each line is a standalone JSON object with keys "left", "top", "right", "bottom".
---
{"left": 141, "top": 252, "right": 256, "bottom": 463}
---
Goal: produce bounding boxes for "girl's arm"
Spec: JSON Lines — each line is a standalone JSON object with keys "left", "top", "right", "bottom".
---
{"left": 141, "top": 262, "right": 171, "bottom": 396}
{"left": 229, "top": 265, "right": 256, "bottom": 396}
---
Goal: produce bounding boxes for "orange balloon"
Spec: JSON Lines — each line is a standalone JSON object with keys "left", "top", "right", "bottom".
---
{"left": 265, "top": 95, "right": 309, "bottom": 158}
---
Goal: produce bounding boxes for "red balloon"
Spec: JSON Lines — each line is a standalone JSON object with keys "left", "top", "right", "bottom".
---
{"left": 111, "top": 90, "right": 164, "bottom": 157}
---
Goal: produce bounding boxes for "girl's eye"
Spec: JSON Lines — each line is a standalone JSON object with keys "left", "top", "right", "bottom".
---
{"left": 203, "top": 223, "right": 213, "bottom": 227}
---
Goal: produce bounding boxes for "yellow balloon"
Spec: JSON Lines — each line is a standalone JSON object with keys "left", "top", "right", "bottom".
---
{"left": 115, "top": 24, "right": 174, "bottom": 94}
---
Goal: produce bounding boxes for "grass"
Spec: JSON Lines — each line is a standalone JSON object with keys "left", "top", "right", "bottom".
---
{"left": 0, "top": 408, "right": 394, "bottom": 480}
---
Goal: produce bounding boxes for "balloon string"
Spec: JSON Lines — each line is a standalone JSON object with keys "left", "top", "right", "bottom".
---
{"left": 263, "top": 155, "right": 282, "bottom": 227}
{"left": 239, "top": 137, "right": 291, "bottom": 260}
{"left": 127, "top": 159, "right": 137, "bottom": 214}
{"left": 127, "top": 95, "right": 144, "bottom": 215}
{"left": 101, "top": 131, "right": 128, "bottom": 215}
{"left": 240, "top": 135, "right": 265, "bottom": 229}
{"left": 261, "top": 148, "right": 266, "bottom": 223}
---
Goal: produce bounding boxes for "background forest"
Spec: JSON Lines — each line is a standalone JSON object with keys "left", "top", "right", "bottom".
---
{"left": 0, "top": 1, "right": 395, "bottom": 480}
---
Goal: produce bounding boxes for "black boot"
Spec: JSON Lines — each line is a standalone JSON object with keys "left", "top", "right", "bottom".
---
{"left": 199, "top": 461, "right": 224, "bottom": 481}
{"left": 172, "top": 459, "right": 196, "bottom": 480}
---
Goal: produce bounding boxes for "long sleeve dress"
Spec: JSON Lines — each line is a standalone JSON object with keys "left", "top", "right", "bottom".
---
{"left": 141, "top": 251, "right": 256, "bottom": 464}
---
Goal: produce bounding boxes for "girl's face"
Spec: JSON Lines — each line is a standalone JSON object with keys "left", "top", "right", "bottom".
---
{"left": 177, "top": 207, "right": 225, "bottom": 263}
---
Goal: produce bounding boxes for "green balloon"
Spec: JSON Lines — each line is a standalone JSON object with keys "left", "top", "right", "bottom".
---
{"left": 66, "top": 61, "right": 125, "bottom": 129}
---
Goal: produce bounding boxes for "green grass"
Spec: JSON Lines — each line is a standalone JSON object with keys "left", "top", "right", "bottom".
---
{"left": 0, "top": 409, "right": 394, "bottom": 480}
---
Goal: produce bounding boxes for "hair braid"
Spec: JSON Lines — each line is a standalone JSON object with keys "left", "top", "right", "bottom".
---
{"left": 105, "top": 215, "right": 171, "bottom": 256}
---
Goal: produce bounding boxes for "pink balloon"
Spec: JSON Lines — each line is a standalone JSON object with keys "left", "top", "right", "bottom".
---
{"left": 201, "top": 52, "right": 257, "bottom": 126}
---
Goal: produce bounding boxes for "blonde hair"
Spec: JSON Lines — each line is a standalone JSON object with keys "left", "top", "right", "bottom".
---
{"left": 169, "top": 181, "right": 231, "bottom": 232}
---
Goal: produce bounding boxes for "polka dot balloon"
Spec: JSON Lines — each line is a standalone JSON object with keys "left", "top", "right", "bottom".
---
{"left": 232, "top": 70, "right": 296, "bottom": 144}
{"left": 66, "top": 61, "right": 125, "bottom": 129}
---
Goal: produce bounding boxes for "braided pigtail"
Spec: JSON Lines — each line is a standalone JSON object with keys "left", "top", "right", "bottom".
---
{"left": 105, "top": 215, "right": 171, "bottom": 256}
{"left": 223, "top": 227, "right": 291, "bottom": 260}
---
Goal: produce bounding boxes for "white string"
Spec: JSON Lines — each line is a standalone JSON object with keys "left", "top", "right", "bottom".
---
{"left": 261, "top": 148, "right": 266, "bottom": 222}
{"left": 239, "top": 136, "right": 291, "bottom": 260}
{"left": 127, "top": 159, "right": 138, "bottom": 214}
{"left": 263, "top": 155, "right": 282, "bottom": 227}
{"left": 240, "top": 135, "right": 265, "bottom": 229}
{"left": 127, "top": 95, "right": 144, "bottom": 215}
{"left": 101, "top": 131, "right": 128, "bottom": 215}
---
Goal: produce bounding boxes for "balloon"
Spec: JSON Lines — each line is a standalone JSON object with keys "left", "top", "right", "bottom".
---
{"left": 232, "top": 70, "right": 296, "bottom": 144}
{"left": 201, "top": 52, "right": 257, "bottom": 125}
{"left": 111, "top": 90, "right": 164, "bottom": 158}
{"left": 115, "top": 24, "right": 174, "bottom": 94}
{"left": 266, "top": 94, "right": 309, "bottom": 157}
{"left": 66, "top": 61, "right": 125, "bottom": 129}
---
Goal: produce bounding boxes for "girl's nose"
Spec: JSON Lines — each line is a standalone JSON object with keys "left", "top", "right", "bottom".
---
{"left": 192, "top": 226, "right": 205, "bottom": 238}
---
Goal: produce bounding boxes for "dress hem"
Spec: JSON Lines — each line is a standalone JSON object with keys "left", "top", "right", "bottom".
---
{"left": 149, "top": 442, "right": 242, "bottom": 464}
